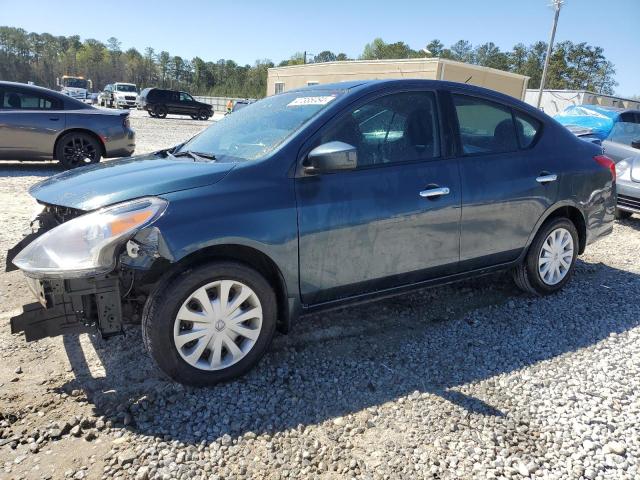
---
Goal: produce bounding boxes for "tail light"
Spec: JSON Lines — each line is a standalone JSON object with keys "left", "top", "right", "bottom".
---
{"left": 594, "top": 155, "right": 615, "bottom": 183}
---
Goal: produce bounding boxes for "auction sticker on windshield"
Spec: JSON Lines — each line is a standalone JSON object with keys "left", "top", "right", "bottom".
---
{"left": 287, "top": 96, "right": 336, "bottom": 107}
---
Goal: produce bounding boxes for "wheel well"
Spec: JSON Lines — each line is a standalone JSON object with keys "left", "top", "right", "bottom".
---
{"left": 544, "top": 206, "right": 587, "bottom": 254}
{"left": 53, "top": 129, "right": 106, "bottom": 160}
{"left": 163, "top": 245, "right": 290, "bottom": 333}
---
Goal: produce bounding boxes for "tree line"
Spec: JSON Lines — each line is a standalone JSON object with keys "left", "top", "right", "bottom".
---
{"left": 0, "top": 26, "right": 618, "bottom": 98}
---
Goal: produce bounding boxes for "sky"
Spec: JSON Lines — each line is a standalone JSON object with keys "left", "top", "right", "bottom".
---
{"left": 1, "top": 0, "right": 638, "bottom": 97}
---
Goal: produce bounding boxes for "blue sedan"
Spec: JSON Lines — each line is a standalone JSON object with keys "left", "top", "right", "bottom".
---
{"left": 8, "top": 80, "right": 615, "bottom": 385}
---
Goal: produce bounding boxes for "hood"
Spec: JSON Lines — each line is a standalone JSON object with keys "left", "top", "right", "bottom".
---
{"left": 114, "top": 91, "right": 136, "bottom": 97}
{"left": 29, "top": 153, "right": 235, "bottom": 211}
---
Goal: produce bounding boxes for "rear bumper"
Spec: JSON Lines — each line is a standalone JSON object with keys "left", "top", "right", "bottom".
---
{"left": 104, "top": 128, "right": 136, "bottom": 158}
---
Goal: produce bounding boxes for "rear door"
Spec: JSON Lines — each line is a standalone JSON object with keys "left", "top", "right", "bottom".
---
{"left": 179, "top": 92, "right": 198, "bottom": 114}
{"left": 296, "top": 89, "right": 461, "bottom": 305}
{"left": 450, "top": 92, "right": 557, "bottom": 268}
{"left": 0, "top": 86, "right": 66, "bottom": 160}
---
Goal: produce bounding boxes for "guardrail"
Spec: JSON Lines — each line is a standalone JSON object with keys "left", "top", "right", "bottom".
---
{"left": 194, "top": 96, "right": 257, "bottom": 112}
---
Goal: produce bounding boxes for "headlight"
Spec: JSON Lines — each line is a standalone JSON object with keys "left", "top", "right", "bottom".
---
{"left": 13, "top": 197, "right": 167, "bottom": 278}
{"left": 615, "top": 159, "right": 630, "bottom": 178}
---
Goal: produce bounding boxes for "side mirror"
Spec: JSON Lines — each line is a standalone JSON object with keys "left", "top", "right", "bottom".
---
{"left": 631, "top": 139, "right": 640, "bottom": 150}
{"left": 304, "top": 141, "right": 357, "bottom": 174}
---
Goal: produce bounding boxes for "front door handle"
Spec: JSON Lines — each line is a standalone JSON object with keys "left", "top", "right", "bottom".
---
{"left": 49, "top": 117, "right": 60, "bottom": 121}
{"left": 419, "top": 187, "right": 450, "bottom": 198}
{"left": 536, "top": 173, "right": 557, "bottom": 184}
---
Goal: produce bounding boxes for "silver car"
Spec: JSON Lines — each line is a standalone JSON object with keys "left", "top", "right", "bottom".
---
{"left": 0, "top": 81, "right": 136, "bottom": 169}
{"left": 601, "top": 112, "right": 640, "bottom": 219}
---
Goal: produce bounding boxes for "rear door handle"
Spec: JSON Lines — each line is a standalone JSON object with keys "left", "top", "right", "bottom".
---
{"left": 49, "top": 117, "right": 60, "bottom": 121}
{"left": 536, "top": 173, "right": 557, "bottom": 184}
{"left": 419, "top": 187, "right": 450, "bottom": 198}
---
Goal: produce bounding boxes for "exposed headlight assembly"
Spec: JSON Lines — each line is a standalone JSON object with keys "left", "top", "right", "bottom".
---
{"left": 13, "top": 197, "right": 167, "bottom": 278}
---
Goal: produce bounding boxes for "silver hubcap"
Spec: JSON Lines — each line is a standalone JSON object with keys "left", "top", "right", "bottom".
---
{"left": 538, "top": 227, "right": 574, "bottom": 285}
{"left": 173, "top": 280, "right": 262, "bottom": 371}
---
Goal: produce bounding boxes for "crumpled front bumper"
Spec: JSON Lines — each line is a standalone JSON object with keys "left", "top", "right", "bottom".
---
{"left": 9, "top": 275, "right": 123, "bottom": 342}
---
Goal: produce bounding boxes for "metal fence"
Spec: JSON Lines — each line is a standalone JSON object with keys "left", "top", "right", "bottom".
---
{"left": 194, "top": 96, "right": 257, "bottom": 113}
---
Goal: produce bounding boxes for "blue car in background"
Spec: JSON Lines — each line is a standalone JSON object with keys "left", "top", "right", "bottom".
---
{"left": 555, "top": 105, "right": 640, "bottom": 219}
{"left": 7, "top": 80, "right": 615, "bottom": 386}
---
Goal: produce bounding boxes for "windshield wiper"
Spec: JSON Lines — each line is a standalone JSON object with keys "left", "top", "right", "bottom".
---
{"left": 172, "top": 150, "right": 217, "bottom": 162}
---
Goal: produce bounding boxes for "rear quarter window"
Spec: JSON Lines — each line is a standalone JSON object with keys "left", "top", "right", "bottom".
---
{"left": 514, "top": 111, "right": 542, "bottom": 148}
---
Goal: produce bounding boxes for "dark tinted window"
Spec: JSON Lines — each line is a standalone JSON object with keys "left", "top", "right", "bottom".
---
{"left": 514, "top": 111, "right": 542, "bottom": 148}
{"left": 0, "top": 89, "right": 62, "bottom": 110}
{"left": 320, "top": 91, "right": 440, "bottom": 167}
{"left": 619, "top": 112, "right": 638, "bottom": 123}
{"left": 180, "top": 92, "right": 194, "bottom": 102}
{"left": 453, "top": 95, "right": 517, "bottom": 154}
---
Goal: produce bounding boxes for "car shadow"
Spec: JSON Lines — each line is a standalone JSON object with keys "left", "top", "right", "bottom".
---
{"left": 0, "top": 161, "right": 62, "bottom": 177}
{"left": 616, "top": 215, "right": 640, "bottom": 231}
{"left": 57, "top": 259, "right": 639, "bottom": 444}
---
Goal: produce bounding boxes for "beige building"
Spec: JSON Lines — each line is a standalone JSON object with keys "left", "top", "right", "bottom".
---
{"left": 267, "top": 58, "right": 530, "bottom": 99}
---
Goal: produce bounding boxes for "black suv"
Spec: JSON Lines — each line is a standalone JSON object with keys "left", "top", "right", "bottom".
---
{"left": 138, "top": 88, "right": 213, "bottom": 120}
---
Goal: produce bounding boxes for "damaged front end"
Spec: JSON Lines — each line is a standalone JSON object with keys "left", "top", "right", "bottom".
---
{"left": 7, "top": 198, "right": 170, "bottom": 342}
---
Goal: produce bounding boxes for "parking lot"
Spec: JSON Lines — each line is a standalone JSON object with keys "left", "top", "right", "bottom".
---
{"left": 0, "top": 110, "right": 639, "bottom": 479}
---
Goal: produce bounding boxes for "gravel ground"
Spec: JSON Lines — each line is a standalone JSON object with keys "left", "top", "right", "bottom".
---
{"left": 1, "top": 110, "right": 640, "bottom": 479}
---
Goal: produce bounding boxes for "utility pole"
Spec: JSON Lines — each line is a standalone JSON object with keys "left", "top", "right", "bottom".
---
{"left": 537, "top": 0, "right": 563, "bottom": 109}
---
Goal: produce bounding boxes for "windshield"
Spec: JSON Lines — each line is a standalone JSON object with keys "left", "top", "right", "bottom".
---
{"left": 608, "top": 122, "right": 640, "bottom": 146}
{"left": 178, "top": 91, "right": 342, "bottom": 161}
{"left": 63, "top": 78, "right": 88, "bottom": 89}
{"left": 115, "top": 84, "right": 137, "bottom": 92}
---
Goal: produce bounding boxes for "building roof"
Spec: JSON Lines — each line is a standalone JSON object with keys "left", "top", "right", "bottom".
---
{"left": 269, "top": 57, "right": 529, "bottom": 80}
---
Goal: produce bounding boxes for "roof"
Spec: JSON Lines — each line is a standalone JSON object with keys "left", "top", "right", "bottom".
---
{"left": 269, "top": 57, "right": 529, "bottom": 80}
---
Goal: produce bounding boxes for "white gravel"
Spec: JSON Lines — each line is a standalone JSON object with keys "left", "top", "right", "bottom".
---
{"left": 1, "top": 110, "right": 639, "bottom": 479}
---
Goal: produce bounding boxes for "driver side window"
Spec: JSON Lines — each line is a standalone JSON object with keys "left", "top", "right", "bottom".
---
{"left": 180, "top": 92, "right": 193, "bottom": 102}
{"left": 319, "top": 91, "right": 440, "bottom": 168}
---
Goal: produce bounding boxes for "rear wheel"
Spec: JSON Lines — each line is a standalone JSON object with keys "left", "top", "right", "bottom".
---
{"left": 615, "top": 208, "right": 632, "bottom": 220}
{"left": 513, "top": 217, "right": 578, "bottom": 295}
{"left": 56, "top": 132, "right": 102, "bottom": 169}
{"left": 154, "top": 104, "right": 168, "bottom": 118}
{"left": 142, "top": 261, "right": 277, "bottom": 386}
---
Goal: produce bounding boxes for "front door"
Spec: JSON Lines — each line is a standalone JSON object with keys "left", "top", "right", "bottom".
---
{"left": 296, "top": 90, "right": 461, "bottom": 305}
{"left": 451, "top": 93, "right": 558, "bottom": 268}
{"left": 0, "top": 87, "right": 66, "bottom": 160}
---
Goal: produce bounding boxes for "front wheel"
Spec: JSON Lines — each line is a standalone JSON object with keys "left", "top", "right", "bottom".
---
{"left": 198, "top": 109, "right": 210, "bottom": 120}
{"left": 142, "top": 261, "right": 277, "bottom": 386}
{"left": 513, "top": 217, "right": 579, "bottom": 295}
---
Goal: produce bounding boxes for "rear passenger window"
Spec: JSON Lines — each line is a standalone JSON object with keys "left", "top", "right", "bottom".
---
{"left": 514, "top": 112, "right": 541, "bottom": 148}
{"left": 1, "top": 90, "right": 61, "bottom": 110}
{"left": 453, "top": 95, "right": 518, "bottom": 155}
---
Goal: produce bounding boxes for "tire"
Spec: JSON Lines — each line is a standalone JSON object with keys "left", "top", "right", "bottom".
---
{"left": 142, "top": 261, "right": 277, "bottom": 386}
{"left": 55, "top": 131, "right": 102, "bottom": 169}
{"left": 190, "top": 114, "right": 199, "bottom": 120}
{"left": 154, "top": 104, "right": 168, "bottom": 118}
{"left": 615, "top": 208, "right": 632, "bottom": 220}
{"left": 198, "top": 109, "right": 209, "bottom": 120}
{"left": 512, "top": 217, "right": 579, "bottom": 295}
{"left": 148, "top": 110, "right": 156, "bottom": 117}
